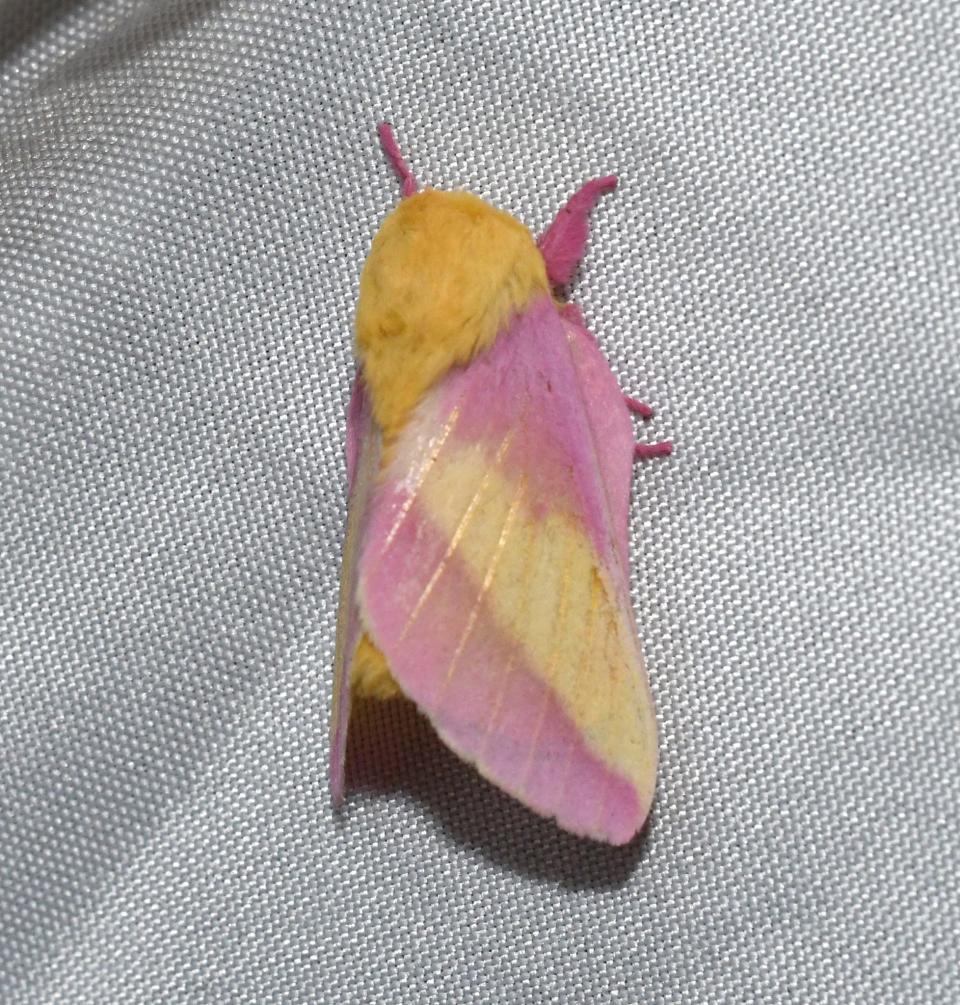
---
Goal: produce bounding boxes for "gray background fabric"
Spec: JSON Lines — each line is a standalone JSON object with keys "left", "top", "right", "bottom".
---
{"left": 1, "top": 1, "right": 957, "bottom": 1001}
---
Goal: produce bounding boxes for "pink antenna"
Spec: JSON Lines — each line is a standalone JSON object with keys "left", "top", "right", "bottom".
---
{"left": 377, "top": 122, "right": 418, "bottom": 197}
{"left": 538, "top": 175, "right": 618, "bottom": 287}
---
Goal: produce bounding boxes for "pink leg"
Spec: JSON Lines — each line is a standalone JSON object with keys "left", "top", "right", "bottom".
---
{"left": 634, "top": 441, "right": 673, "bottom": 460}
{"left": 624, "top": 394, "right": 655, "bottom": 420}
{"left": 624, "top": 393, "right": 670, "bottom": 458}
{"left": 377, "top": 122, "right": 418, "bottom": 197}
{"left": 537, "top": 175, "right": 618, "bottom": 287}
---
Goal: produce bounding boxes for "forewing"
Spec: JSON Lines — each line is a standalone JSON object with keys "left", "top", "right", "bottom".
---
{"left": 356, "top": 296, "right": 656, "bottom": 843}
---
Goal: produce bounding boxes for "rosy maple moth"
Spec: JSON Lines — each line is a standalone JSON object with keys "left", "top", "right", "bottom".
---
{"left": 330, "top": 123, "right": 671, "bottom": 845}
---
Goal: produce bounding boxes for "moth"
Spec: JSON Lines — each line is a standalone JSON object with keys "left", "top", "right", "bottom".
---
{"left": 330, "top": 124, "right": 671, "bottom": 845}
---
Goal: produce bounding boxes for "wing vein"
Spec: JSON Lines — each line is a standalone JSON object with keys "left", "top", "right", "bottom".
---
{"left": 399, "top": 429, "right": 515, "bottom": 640}
{"left": 381, "top": 403, "right": 462, "bottom": 554}
{"left": 477, "top": 491, "right": 539, "bottom": 757}
{"left": 552, "top": 570, "right": 601, "bottom": 804}
{"left": 519, "top": 535, "right": 575, "bottom": 798}
{"left": 560, "top": 323, "right": 626, "bottom": 584}
{"left": 437, "top": 479, "right": 526, "bottom": 701}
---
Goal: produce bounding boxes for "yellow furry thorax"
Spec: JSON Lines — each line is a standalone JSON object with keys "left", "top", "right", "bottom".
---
{"left": 354, "top": 189, "right": 549, "bottom": 442}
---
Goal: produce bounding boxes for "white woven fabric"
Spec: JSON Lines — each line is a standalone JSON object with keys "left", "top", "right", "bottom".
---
{"left": 2, "top": 2, "right": 958, "bottom": 1002}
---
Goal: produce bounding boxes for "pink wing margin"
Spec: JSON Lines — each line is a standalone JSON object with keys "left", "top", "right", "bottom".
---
{"left": 329, "top": 376, "right": 380, "bottom": 806}
{"left": 354, "top": 295, "right": 657, "bottom": 843}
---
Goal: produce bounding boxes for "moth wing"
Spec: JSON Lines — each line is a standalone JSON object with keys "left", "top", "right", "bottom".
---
{"left": 356, "top": 297, "right": 657, "bottom": 844}
{"left": 329, "top": 377, "right": 381, "bottom": 805}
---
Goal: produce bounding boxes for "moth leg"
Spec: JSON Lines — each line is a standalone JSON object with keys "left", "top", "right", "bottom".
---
{"left": 633, "top": 441, "right": 673, "bottom": 460}
{"left": 624, "top": 394, "right": 655, "bottom": 419}
{"left": 537, "top": 175, "right": 618, "bottom": 287}
{"left": 624, "top": 394, "right": 671, "bottom": 458}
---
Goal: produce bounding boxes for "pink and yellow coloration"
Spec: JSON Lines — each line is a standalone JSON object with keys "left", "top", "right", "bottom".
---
{"left": 330, "top": 124, "right": 671, "bottom": 845}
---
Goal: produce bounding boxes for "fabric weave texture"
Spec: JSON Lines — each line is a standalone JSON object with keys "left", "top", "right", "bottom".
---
{"left": 1, "top": 2, "right": 958, "bottom": 1002}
